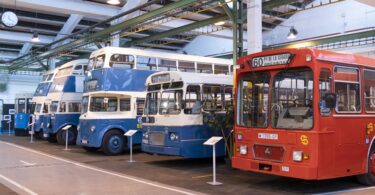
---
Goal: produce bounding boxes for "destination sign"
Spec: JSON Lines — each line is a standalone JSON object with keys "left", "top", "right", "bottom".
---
{"left": 251, "top": 53, "right": 293, "bottom": 67}
{"left": 151, "top": 73, "right": 170, "bottom": 83}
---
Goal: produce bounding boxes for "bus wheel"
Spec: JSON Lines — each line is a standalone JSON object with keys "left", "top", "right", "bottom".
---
{"left": 57, "top": 127, "right": 77, "bottom": 145}
{"left": 83, "top": 146, "right": 99, "bottom": 152}
{"left": 46, "top": 134, "right": 57, "bottom": 143}
{"left": 357, "top": 147, "right": 375, "bottom": 185}
{"left": 102, "top": 130, "right": 125, "bottom": 156}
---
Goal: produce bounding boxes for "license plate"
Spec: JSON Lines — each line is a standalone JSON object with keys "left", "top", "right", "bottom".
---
{"left": 258, "top": 133, "right": 278, "bottom": 140}
{"left": 82, "top": 140, "right": 88, "bottom": 144}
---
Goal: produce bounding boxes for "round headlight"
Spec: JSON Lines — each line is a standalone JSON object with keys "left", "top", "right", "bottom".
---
{"left": 293, "top": 151, "right": 303, "bottom": 162}
{"left": 90, "top": 126, "right": 96, "bottom": 132}
{"left": 169, "top": 133, "right": 178, "bottom": 141}
{"left": 143, "top": 133, "right": 149, "bottom": 138}
{"left": 240, "top": 145, "right": 247, "bottom": 155}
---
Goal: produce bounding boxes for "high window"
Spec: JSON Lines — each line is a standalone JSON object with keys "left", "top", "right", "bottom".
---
{"left": 334, "top": 66, "right": 360, "bottom": 112}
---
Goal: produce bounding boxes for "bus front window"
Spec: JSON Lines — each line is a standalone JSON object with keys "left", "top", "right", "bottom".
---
{"left": 271, "top": 68, "right": 313, "bottom": 130}
{"left": 145, "top": 92, "right": 159, "bottom": 115}
{"left": 159, "top": 90, "right": 182, "bottom": 115}
{"left": 238, "top": 72, "right": 269, "bottom": 128}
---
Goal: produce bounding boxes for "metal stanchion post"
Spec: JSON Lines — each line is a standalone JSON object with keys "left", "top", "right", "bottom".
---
{"left": 8, "top": 120, "right": 11, "bottom": 136}
{"left": 204, "top": 136, "right": 223, "bottom": 186}
{"left": 62, "top": 125, "right": 72, "bottom": 151}
{"left": 29, "top": 115, "right": 35, "bottom": 143}
{"left": 124, "top": 130, "right": 138, "bottom": 163}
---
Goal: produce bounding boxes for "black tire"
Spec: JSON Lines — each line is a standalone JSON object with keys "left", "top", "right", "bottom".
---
{"left": 357, "top": 146, "right": 375, "bottom": 185}
{"left": 83, "top": 146, "right": 99, "bottom": 152}
{"left": 102, "top": 130, "right": 126, "bottom": 156}
{"left": 46, "top": 134, "right": 57, "bottom": 143}
{"left": 57, "top": 126, "right": 77, "bottom": 145}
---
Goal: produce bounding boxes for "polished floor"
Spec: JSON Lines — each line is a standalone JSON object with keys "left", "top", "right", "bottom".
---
{"left": 1, "top": 134, "right": 375, "bottom": 195}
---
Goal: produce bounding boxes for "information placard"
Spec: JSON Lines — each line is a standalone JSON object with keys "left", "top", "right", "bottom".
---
{"left": 124, "top": 130, "right": 138, "bottom": 137}
{"left": 203, "top": 136, "right": 223, "bottom": 146}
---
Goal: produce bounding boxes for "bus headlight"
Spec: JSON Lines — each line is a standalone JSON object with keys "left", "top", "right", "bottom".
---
{"left": 77, "top": 125, "right": 80, "bottom": 131}
{"left": 240, "top": 145, "right": 247, "bottom": 155}
{"left": 90, "top": 126, "right": 96, "bottom": 132}
{"left": 169, "top": 133, "right": 178, "bottom": 141}
{"left": 143, "top": 132, "right": 149, "bottom": 139}
{"left": 293, "top": 151, "right": 303, "bottom": 162}
{"left": 237, "top": 133, "right": 243, "bottom": 140}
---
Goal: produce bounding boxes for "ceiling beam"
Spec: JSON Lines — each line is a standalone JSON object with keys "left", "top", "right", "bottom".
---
{"left": 19, "top": 43, "right": 33, "bottom": 56}
{"left": 263, "top": 0, "right": 299, "bottom": 10}
{"left": 0, "top": 30, "right": 54, "bottom": 45}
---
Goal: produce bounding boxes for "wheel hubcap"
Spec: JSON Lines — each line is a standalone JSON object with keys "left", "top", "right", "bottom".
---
{"left": 109, "top": 136, "right": 122, "bottom": 152}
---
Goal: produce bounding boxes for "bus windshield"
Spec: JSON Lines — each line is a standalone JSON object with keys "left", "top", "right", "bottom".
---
{"left": 238, "top": 72, "right": 270, "bottom": 128}
{"left": 88, "top": 54, "right": 105, "bottom": 71}
{"left": 271, "top": 68, "right": 313, "bottom": 130}
{"left": 159, "top": 90, "right": 182, "bottom": 115}
{"left": 34, "top": 104, "right": 42, "bottom": 114}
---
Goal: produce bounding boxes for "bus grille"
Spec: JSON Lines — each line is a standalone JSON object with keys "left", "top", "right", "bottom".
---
{"left": 150, "top": 132, "right": 165, "bottom": 146}
{"left": 253, "top": 144, "right": 284, "bottom": 162}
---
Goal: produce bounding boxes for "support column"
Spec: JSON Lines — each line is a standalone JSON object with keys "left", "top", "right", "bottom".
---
{"left": 247, "top": 0, "right": 262, "bottom": 54}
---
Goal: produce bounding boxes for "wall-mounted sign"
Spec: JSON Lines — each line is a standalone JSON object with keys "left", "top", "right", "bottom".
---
{"left": 251, "top": 53, "right": 293, "bottom": 67}
{"left": 8, "top": 109, "right": 15, "bottom": 115}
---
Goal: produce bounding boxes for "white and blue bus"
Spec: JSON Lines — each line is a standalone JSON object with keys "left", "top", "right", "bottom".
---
{"left": 32, "top": 69, "right": 57, "bottom": 138}
{"left": 14, "top": 93, "right": 33, "bottom": 136}
{"left": 142, "top": 71, "right": 233, "bottom": 158}
{"left": 42, "top": 59, "right": 88, "bottom": 144}
{"left": 77, "top": 47, "right": 232, "bottom": 155}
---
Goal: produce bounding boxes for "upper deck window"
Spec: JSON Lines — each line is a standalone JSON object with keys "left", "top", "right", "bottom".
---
{"left": 237, "top": 72, "right": 269, "bottom": 128}
{"left": 72, "top": 64, "right": 86, "bottom": 75}
{"left": 214, "top": 64, "right": 229, "bottom": 75}
{"left": 334, "top": 66, "right": 360, "bottom": 113}
{"left": 56, "top": 67, "right": 72, "bottom": 77}
{"left": 137, "top": 56, "right": 157, "bottom": 70}
{"left": 109, "top": 54, "right": 134, "bottom": 69}
{"left": 158, "top": 59, "right": 177, "bottom": 71}
{"left": 271, "top": 68, "right": 313, "bottom": 130}
{"left": 364, "top": 69, "right": 375, "bottom": 112}
{"left": 197, "top": 63, "right": 213, "bottom": 74}
{"left": 178, "top": 61, "right": 195, "bottom": 73}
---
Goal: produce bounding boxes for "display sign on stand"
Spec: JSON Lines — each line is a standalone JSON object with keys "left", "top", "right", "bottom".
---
{"left": 124, "top": 130, "right": 138, "bottom": 163}
{"left": 62, "top": 125, "right": 72, "bottom": 150}
{"left": 204, "top": 136, "right": 223, "bottom": 186}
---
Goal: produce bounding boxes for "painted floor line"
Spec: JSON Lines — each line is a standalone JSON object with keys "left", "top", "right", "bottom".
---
{"left": 0, "top": 141, "right": 201, "bottom": 195}
{"left": 0, "top": 173, "right": 38, "bottom": 195}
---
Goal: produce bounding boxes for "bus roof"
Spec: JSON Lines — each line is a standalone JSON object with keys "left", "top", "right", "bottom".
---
{"left": 145, "top": 71, "right": 233, "bottom": 86}
{"left": 57, "top": 58, "right": 88, "bottom": 69}
{"left": 238, "top": 48, "right": 375, "bottom": 68}
{"left": 90, "top": 47, "right": 232, "bottom": 65}
{"left": 15, "top": 93, "right": 34, "bottom": 99}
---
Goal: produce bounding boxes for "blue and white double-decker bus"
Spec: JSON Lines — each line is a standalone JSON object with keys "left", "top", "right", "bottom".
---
{"left": 42, "top": 59, "right": 88, "bottom": 144}
{"left": 77, "top": 47, "right": 232, "bottom": 155}
{"left": 142, "top": 71, "right": 233, "bottom": 158}
{"left": 14, "top": 93, "right": 33, "bottom": 136}
{"left": 32, "top": 69, "right": 57, "bottom": 138}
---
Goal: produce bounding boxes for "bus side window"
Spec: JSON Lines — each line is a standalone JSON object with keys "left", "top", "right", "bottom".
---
{"left": 136, "top": 98, "right": 145, "bottom": 115}
{"left": 120, "top": 98, "right": 131, "bottom": 111}
{"left": 68, "top": 102, "right": 81, "bottom": 113}
{"left": 43, "top": 104, "right": 49, "bottom": 113}
{"left": 27, "top": 98, "right": 33, "bottom": 114}
{"left": 364, "top": 69, "right": 375, "bottom": 112}
{"left": 184, "top": 85, "right": 201, "bottom": 114}
{"left": 224, "top": 87, "right": 233, "bottom": 109}
{"left": 319, "top": 68, "right": 331, "bottom": 115}
{"left": 214, "top": 64, "right": 229, "bottom": 75}
{"left": 197, "top": 63, "right": 212, "bottom": 74}
{"left": 59, "top": 102, "right": 66, "bottom": 112}
{"left": 203, "top": 85, "right": 222, "bottom": 111}
{"left": 110, "top": 54, "right": 134, "bottom": 69}
{"left": 158, "top": 59, "right": 177, "bottom": 71}
{"left": 136, "top": 56, "right": 157, "bottom": 70}
{"left": 334, "top": 66, "right": 360, "bottom": 112}
{"left": 18, "top": 99, "right": 26, "bottom": 113}
{"left": 178, "top": 61, "right": 195, "bottom": 73}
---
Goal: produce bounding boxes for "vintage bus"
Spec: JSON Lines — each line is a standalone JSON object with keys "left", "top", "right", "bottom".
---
{"left": 42, "top": 59, "right": 88, "bottom": 144}
{"left": 232, "top": 48, "right": 375, "bottom": 185}
{"left": 142, "top": 71, "right": 233, "bottom": 158}
{"left": 13, "top": 93, "right": 33, "bottom": 136}
{"left": 32, "top": 69, "right": 57, "bottom": 138}
{"left": 77, "top": 47, "right": 232, "bottom": 155}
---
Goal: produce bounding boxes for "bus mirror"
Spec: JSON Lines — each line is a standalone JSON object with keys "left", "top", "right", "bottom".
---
{"left": 325, "top": 93, "right": 336, "bottom": 109}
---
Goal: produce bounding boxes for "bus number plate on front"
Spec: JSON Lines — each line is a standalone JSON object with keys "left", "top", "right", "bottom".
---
{"left": 258, "top": 133, "right": 278, "bottom": 140}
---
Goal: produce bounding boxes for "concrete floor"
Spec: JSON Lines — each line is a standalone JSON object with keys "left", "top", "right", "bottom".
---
{"left": 1, "top": 135, "right": 375, "bottom": 195}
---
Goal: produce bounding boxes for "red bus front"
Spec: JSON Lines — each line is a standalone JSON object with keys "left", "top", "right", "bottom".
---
{"left": 232, "top": 48, "right": 375, "bottom": 182}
